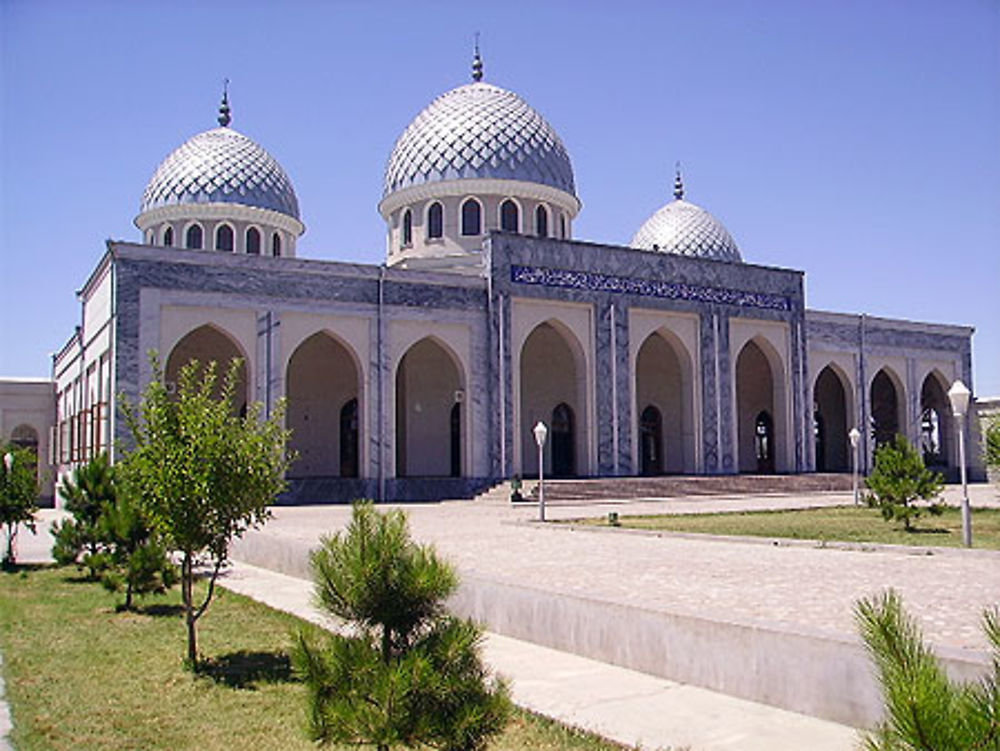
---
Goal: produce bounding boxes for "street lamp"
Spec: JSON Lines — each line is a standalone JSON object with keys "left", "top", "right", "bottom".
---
{"left": 947, "top": 379, "right": 971, "bottom": 547}
{"left": 533, "top": 421, "right": 548, "bottom": 522}
{"left": 848, "top": 427, "right": 861, "bottom": 506}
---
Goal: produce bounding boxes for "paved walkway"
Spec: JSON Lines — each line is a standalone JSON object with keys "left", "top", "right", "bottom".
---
{"left": 235, "top": 486, "right": 1000, "bottom": 653}
{"left": 220, "top": 559, "right": 857, "bottom": 751}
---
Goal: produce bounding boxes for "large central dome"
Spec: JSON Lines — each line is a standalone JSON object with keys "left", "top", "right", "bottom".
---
{"left": 383, "top": 81, "right": 576, "bottom": 197}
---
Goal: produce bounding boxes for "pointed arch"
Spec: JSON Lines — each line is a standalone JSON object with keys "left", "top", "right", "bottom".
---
{"left": 813, "top": 364, "right": 851, "bottom": 471}
{"left": 870, "top": 367, "right": 904, "bottom": 450}
{"left": 735, "top": 337, "right": 786, "bottom": 473}
{"left": 165, "top": 323, "right": 248, "bottom": 415}
{"left": 185, "top": 223, "right": 203, "bottom": 250}
{"left": 500, "top": 198, "right": 520, "bottom": 233}
{"left": 461, "top": 197, "right": 482, "bottom": 236}
{"left": 519, "top": 319, "right": 589, "bottom": 478}
{"left": 634, "top": 328, "right": 696, "bottom": 474}
{"left": 427, "top": 201, "right": 444, "bottom": 239}
{"left": 286, "top": 331, "right": 362, "bottom": 478}
{"left": 246, "top": 226, "right": 261, "bottom": 254}
{"left": 394, "top": 337, "right": 465, "bottom": 478}
{"left": 215, "top": 223, "right": 235, "bottom": 252}
{"left": 919, "top": 370, "right": 952, "bottom": 470}
{"left": 535, "top": 204, "right": 549, "bottom": 237}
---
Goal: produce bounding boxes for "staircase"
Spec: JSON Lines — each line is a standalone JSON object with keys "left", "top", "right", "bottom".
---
{"left": 498, "top": 473, "right": 854, "bottom": 503}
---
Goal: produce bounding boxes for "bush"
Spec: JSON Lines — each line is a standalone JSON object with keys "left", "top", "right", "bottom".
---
{"left": 985, "top": 415, "right": 1000, "bottom": 479}
{"left": 865, "top": 434, "right": 944, "bottom": 531}
{"left": 855, "top": 590, "right": 1000, "bottom": 750}
{"left": 293, "top": 502, "right": 511, "bottom": 751}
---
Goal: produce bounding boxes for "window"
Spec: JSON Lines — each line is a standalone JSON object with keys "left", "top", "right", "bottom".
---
{"left": 535, "top": 205, "right": 548, "bottom": 237}
{"left": 427, "top": 202, "right": 443, "bottom": 239}
{"left": 500, "top": 199, "right": 519, "bottom": 232}
{"left": 215, "top": 224, "right": 234, "bottom": 251}
{"left": 146, "top": 229, "right": 155, "bottom": 244}
{"left": 461, "top": 198, "right": 481, "bottom": 236}
{"left": 163, "top": 226, "right": 174, "bottom": 246}
{"left": 560, "top": 214, "right": 567, "bottom": 239}
{"left": 402, "top": 209, "right": 412, "bottom": 247}
{"left": 272, "top": 232, "right": 282, "bottom": 257}
{"left": 186, "top": 224, "right": 203, "bottom": 249}
{"left": 246, "top": 227, "right": 261, "bottom": 255}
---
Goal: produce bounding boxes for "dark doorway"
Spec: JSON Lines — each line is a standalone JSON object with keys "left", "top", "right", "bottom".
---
{"left": 551, "top": 402, "right": 575, "bottom": 477}
{"left": 339, "top": 398, "right": 359, "bottom": 478}
{"left": 639, "top": 405, "right": 663, "bottom": 475}
{"left": 813, "top": 410, "right": 826, "bottom": 471}
{"left": 755, "top": 410, "right": 775, "bottom": 474}
{"left": 870, "top": 370, "right": 899, "bottom": 449}
{"left": 450, "top": 402, "right": 461, "bottom": 478}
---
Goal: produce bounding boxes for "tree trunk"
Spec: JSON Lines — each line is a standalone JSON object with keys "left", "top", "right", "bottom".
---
{"left": 182, "top": 552, "right": 198, "bottom": 667}
{"left": 125, "top": 579, "right": 134, "bottom": 611}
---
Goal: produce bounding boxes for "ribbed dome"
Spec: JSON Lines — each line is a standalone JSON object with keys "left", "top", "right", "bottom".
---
{"left": 140, "top": 127, "right": 300, "bottom": 220}
{"left": 383, "top": 81, "right": 576, "bottom": 198}
{"left": 631, "top": 198, "right": 741, "bottom": 262}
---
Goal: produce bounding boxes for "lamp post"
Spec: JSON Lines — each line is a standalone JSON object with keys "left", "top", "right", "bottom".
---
{"left": 2, "top": 452, "right": 12, "bottom": 475}
{"left": 848, "top": 427, "right": 861, "bottom": 506}
{"left": 947, "top": 379, "right": 972, "bottom": 547}
{"left": 533, "top": 421, "right": 548, "bottom": 522}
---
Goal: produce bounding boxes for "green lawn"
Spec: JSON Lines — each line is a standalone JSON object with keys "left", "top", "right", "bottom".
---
{"left": 0, "top": 566, "right": 629, "bottom": 751}
{"left": 581, "top": 505, "right": 1000, "bottom": 550}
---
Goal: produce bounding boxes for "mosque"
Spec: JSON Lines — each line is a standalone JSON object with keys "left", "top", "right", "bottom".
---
{"left": 5, "top": 52, "right": 980, "bottom": 503}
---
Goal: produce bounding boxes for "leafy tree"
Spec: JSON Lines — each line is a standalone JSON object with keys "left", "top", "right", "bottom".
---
{"left": 855, "top": 590, "right": 1000, "bottom": 750}
{"left": 0, "top": 443, "right": 39, "bottom": 566}
{"left": 117, "top": 355, "right": 291, "bottom": 667}
{"left": 99, "top": 492, "right": 177, "bottom": 611}
{"left": 293, "top": 502, "right": 511, "bottom": 751}
{"left": 985, "top": 415, "right": 1000, "bottom": 478}
{"left": 52, "top": 452, "right": 116, "bottom": 578}
{"left": 865, "top": 434, "right": 944, "bottom": 531}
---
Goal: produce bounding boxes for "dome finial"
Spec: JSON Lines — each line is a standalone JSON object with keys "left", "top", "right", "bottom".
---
{"left": 673, "top": 161, "right": 684, "bottom": 200}
{"left": 472, "top": 33, "right": 484, "bottom": 82}
{"left": 218, "top": 78, "right": 231, "bottom": 127}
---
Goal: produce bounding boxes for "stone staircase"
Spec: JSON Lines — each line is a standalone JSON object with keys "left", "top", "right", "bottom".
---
{"left": 480, "top": 473, "right": 854, "bottom": 503}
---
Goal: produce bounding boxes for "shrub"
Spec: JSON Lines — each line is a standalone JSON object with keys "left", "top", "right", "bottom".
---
{"left": 0, "top": 443, "right": 39, "bottom": 566}
{"left": 52, "top": 452, "right": 116, "bottom": 578}
{"left": 865, "top": 434, "right": 944, "bottom": 531}
{"left": 293, "top": 502, "right": 511, "bottom": 751}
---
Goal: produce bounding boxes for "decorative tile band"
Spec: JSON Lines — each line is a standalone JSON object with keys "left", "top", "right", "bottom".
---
{"left": 511, "top": 264, "right": 791, "bottom": 312}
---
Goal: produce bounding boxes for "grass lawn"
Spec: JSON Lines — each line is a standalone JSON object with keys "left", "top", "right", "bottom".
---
{"left": 0, "top": 566, "right": 629, "bottom": 751}
{"left": 581, "top": 505, "right": 1000, "bottom": 550}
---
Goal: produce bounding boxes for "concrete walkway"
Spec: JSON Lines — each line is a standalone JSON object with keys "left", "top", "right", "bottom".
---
{"left": 220, "top": 559, "right": 857, "bottom": 751}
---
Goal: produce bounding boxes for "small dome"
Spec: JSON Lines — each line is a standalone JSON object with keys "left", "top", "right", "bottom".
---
{"left": 140, "top": 127, "right": 300, "bottom": 220}
{"left": 631, "top": 172, "right": 741, "bottom": 262}
{"left": 383, "top": 81, "right": 576, "bottom": 198}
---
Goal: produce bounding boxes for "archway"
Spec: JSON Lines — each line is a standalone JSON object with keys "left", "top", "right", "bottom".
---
{"left": 813, "top": 366, "right": 849, "bottom": 471}
{"left": 735, "top": 339, "right": 781, "bottom": 473}
{"left": 639, "top": 406, "right": 663, "bottom": 476}
{"left": 395, "top": 338, "right": 463, "bottom": 477}
{"left": 165, "top": 325, "right": 247, "bottom": 415}
{"left": 870, "top": 369, "right": 901, "bottom": 449}
{"left": 635, "top": 331, "right": 693, "bottom": 473}
{"left": 286, "top": 332, "right": 361, "bottom": 478}
{"left": 519, "top": 321, "right": 587, "bottom": 478}
{"left": 920, "top": 373, "right": 951, "bottom": 470}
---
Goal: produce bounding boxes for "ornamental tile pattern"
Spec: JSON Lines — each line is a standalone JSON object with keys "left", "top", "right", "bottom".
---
{"left": 631, "top": 199, "right": 741, "bottom": 262}
{"left": 140, "top": 128, "right": 300, "bottom": 219}
{"left": 383, "top": 83, "right": 576, "bottom": 197}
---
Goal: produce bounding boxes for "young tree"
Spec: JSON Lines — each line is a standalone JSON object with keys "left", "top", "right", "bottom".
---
{"left": 117, "top": 355, "right": 291, "bottom": 667}
{"left": 99, "top": 492, "right": 177, "bottom": 611}
{"left": 855, "top": 590, "right": 1000, "bottom": 750}
{"left": 52, "top": 452, "right": 116, "bottom": 578}
{"left": 984, "top": 415, "right": 1000, "bottom": 479}
{"left": 0, "top": 444, "right": 39, "bottom": 566}
{"left": 293, "top": 502, "right": 511, "bottom": 751}
{"left": 865, "top": 434, "right": 944, "bottom": 531}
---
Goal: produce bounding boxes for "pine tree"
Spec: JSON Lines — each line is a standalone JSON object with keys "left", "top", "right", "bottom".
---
{"left": 99, "top": 492, "right": 177, "bottom": 611}
{"left": 865, "top": 434, "right": 944, "bottom": 531}
{"left": 52, "top": 452, "right": 115, "bottom": 578}
{"left": 855, "top": 590, "right": 1000, "bottom": 750}
{"left": 293, "top": 502, "right": 511, "bottom": 751}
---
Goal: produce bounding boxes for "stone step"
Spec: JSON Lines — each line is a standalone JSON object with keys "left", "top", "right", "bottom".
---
{"left": 521, "top": 473, "right": 854, "bottom": 502}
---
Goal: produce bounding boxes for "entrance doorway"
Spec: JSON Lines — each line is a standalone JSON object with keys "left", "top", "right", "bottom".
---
{"left": 755, "top": 410, "right": 774, "bottom": 474}
{"left": 551, "top": 402, "right": 575, "bottom": 477}
{"left": 639, "top": 405, "right": 663, "bottom": 475}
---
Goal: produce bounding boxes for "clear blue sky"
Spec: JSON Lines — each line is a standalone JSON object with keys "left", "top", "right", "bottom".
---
{"left": 2, "top": 0, "right": 998, "bottom": 395}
